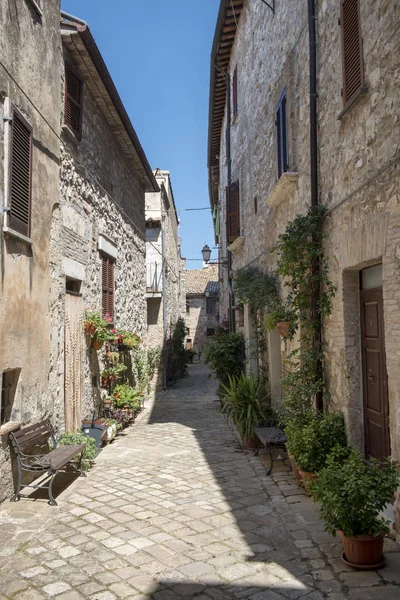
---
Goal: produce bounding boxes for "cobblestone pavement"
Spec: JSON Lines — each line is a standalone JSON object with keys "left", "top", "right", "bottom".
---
{"left": 1, "top": 363, "right": 400, "bottom": 600}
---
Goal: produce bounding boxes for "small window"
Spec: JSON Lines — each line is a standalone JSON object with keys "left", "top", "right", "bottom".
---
{"left": 1, "top": 370, "right": 20, "bottom": 425}
{"left": 207, "top": 329, "right": 215, "bottom": 337}
{"left": 226, "top": 181, "right": 240, "bottom": 243}
{"left": 8, "top": 110, "right": 33, "bottom": 238}
{"left": 206, "top": 297, "right": 217, "bottom": 315}
{"left": 276, "top": 90, "right": 289, "bottom": 179}
{"left": 254, "top": 196, "right": 258, "bottom": 214}
{"left": 65, "top": 63, "right": 83, "bottom": 139}
{"left": 340, "top": 0, "right": 365, "bottom": 105}
{"left": 146, "top": 220, "right": 161, "bottom": 229}
{"left": 66, "top": 278, "right": 82, "bottom": 295}
{"left": 102, "top": 256, "right": 115, "bottom": 321}
{"left": 232, "top": 66, "right": 238, "bottom": 117}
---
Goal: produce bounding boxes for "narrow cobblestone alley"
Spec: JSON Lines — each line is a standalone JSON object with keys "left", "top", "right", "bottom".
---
{"left": 1, "top": 364, "right": 400, "bottom": 600}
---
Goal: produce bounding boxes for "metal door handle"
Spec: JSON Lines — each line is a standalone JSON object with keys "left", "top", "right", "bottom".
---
{"left": 368, "top": 375, "right": 376, "bottom": 382}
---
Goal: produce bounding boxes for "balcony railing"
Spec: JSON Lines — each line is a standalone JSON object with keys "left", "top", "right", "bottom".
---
{"left": 146, "top": 261, "right": 162, "bottom": 292}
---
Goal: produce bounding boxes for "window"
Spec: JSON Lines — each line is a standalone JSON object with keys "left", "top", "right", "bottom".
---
{"left": 1, "top": 370, "right": 19, "bottom": 425}
{"left": 232, "top": 66, "right": 238, "bottom": 117}
{"left": 276, "top": 90, "right": 289, "bottom": 178}
{"left": 226, "top": 181, "right": 240, "bottom": 243}
{"left": 207, "top": 328, "right": 215, "bottom": 337}
{"left": 146, "top": 220, "right": 161, "bottom": 229}
{"left": 340, "top": 0, "right": 365, "bottom": 105}
{"left": 102, "top": 256, "right": 114, "bottom": 321}
{"left": 206, "top": 297, "right": 217, "bottom": 315}
{"left": 8, "top": 110, "right": 33, "bottom": 238}
{"left": 64, "top": 63, "right": 83, "bottom": 139}
{"left": 28, "top": 0, "right": 42, "bottom": 16}
{"left": 254, "top": 196, "right": 258, "bottom": 214}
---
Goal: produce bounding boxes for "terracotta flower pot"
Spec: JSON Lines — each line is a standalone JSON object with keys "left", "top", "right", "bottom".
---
{"left": 288, "top": 454, "right": 302, "bottom": 484}
{"left": 85, "top": 322, "right": 97, "bottom": 335}
{"left": 338, "top": 531, "right": 385, "bottom": 569}
{"left": 91, "top": 338, "right": 104, "bottom": 351}
{"left": 101, "top": 377, "right": 109, "bottom": 387}
{"left": 242, "top": 437, "right": 258, "bottom": 450}
{"left": 276, "top": 321, "right": 291, "bottom": 337}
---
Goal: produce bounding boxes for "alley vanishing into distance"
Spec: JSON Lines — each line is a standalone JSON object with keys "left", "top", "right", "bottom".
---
{"left": 0, "top": 365, "right": 399, "bottom": 600}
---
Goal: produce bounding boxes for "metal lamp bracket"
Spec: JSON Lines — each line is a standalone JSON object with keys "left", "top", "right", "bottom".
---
{"left": 260, "top": 0, "right": 275, "bottom": 13}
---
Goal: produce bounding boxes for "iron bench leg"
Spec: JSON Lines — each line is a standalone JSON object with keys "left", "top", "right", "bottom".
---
{"left": 10, "top": 458, "right": 22, "bottom": 502}
{"left": 78, "top": 451, "right": 87, "bottom": 478}
{"left": 48, "top": 471, "right": 58, "bottom": 506}
{"left": 266, "top": 444, "right": 274, "bottom": 476}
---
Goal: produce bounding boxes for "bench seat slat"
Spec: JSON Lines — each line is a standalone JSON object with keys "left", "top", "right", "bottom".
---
{"left": 31, "top": 444, "right": 85, "bottom": 471}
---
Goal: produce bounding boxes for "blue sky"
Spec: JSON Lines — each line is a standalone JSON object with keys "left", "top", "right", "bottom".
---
{"left": 61, "top": 0, "right": 219, "bottom": 267}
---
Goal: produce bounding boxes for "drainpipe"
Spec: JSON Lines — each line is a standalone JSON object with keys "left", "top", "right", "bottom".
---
{"left": 225, "top": 73, "right": 236, "bottom": 333}
{"left": 161, "top": 211, "right": 167, "bottom": 390}
{"left": 308, "top": 0, "right": 323, "bottom": 411}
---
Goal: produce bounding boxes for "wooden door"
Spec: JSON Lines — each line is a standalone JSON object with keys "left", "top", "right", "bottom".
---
{"left": 360, "top": 287, "right": 390, "bottom": 459}
{"left": 64, "top": 293, "right": 84, "bottom": 431}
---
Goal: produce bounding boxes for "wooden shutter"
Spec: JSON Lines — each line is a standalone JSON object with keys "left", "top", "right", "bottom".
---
{"left": 340, "top": 0, "right": 364, "bottom": 104}
{"left": 227, "top": 182, "right": 240, "bottom": 244}
{"left": 9, "top": 111, "right": 32, "bottom": 237}
{"left": 102, "top": 256, "right": 114, "bottom": 320}
{"left": 65, "top": 64, "right": 83, "bottom": 138}
{"left": 232, "top": 66, "right": 238, "bottom": 116}
{"left": 276, "top": 91, "right": 288, "bottom": 179}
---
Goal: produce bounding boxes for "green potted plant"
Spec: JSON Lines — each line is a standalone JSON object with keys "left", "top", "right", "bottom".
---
{"left": 221, "top": 373, "right": 268, "bottom": 448}
{"left": 113, "top": 383, "right": 142, "bottom": 415}
{"left": 264, "top": 302, "right": 295, "bottom": 338}
{"left": 285, "top": 411, "right": 347, "bottom": 489}
{"left": 91, "top": 326, "right": 112, "bottom": 351}
{"left": 57, "top": 431, "right": 97, "bottom": 471}
{"left": 309, "top": 448, "right": 399, "bottom": 569}
{"left": 84, "top": 308, "right": 106, "bottom": 336}
{"left": 203, "top": 331, "right": 245, "bottom": 390}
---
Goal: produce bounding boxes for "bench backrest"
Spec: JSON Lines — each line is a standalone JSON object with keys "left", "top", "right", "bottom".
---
{"left": 9, "top": 419, "right": 54, "bottom": 454}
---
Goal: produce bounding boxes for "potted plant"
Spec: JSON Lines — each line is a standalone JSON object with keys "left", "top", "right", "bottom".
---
{"left": 285, "top": 411, "right": 347, "bottom": 490}
{"left": 91, "top": 326, "right": 112, "bottom": 351}
{"left": 84, "top": 309, "right": 106, "bottom": 336}
{"left": 221, "top": 373, "right": 269, "bottom": 448}
{"left": 113, "top": 383, "right": 142, "bottom": 414}
{"left": 203, "top": 331, "right": 245, "bottom": 388}
{"left": 264, "top": 302, "right": 295, "bottom": 338}
{"left": 309, "top": 448, "right": 399, "bottom": 569}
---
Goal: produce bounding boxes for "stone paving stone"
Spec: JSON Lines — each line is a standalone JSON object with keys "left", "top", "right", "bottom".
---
{"left": 0, "top": 364, "right": 399, "bottom": 600}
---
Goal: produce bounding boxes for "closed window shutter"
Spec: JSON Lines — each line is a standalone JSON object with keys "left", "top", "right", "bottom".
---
{"left": 102, "top": 257, "right": 114, "bottom": 320}
{"left": 9, "top": 112, "right": 32, "bottom": 237}
{"left": 276, "top": 91, "right": 288, "bottom": 178}
{"left": 340, "top": 0, "right": 364, "bottom": 104}
{"left": 232, "top": 66, "right": 238, "bottom": 116}
{"left": 227, "top": 182, "right": 240, "bottom": 244}
{"left": 65, "top": 64, "right": 83, "bottom": 138}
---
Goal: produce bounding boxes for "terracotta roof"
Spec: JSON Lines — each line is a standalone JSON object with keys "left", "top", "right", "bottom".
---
{"left": 208, "top": 0, "right": 243, "bottom": 207}
{"left": 186, "top": 265, "right": 219, "bottom": 294}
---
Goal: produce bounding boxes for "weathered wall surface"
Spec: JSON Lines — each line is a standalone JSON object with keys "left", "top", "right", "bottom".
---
{"left": 186, "top": 295, "right": 218, "bottom": 354}
{"left": 56, "top": 47, "right": 148, "bottom": 427}
{"left": 0, "top": 0, "right": 62, "bottom": 502}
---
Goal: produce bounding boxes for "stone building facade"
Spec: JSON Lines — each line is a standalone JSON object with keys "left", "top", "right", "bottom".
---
{"left": 0, "top": 5, "right": 157, "bottom": 502}
{"left": 208, "top": 0, "right": 400, "bottom": 528}
{"left": 145, "top": 169, "right": 186, "bottom": 387}
{"left": 186, "top": 265, "right": 219, "bottom": 354}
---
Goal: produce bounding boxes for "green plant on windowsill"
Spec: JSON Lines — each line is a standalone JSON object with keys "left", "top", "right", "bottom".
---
{"left": 57, "top": 431, "right": 97, "bottom": 471}
{"left": 221, "top": 373, "right": 270, "bottom": 442}
{"left": 285, "top": 411, "right": 348, "bottom": 474}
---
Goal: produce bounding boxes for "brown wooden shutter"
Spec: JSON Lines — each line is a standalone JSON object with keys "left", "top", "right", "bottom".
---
{"left": 102, "top": 256, "right": 114, "bottom": 320}
{"left": 340, "top": 0, "right": 364, "bottom": 104}
{"left": 226, "top": 182, "right": 240, "bottom": 244}
{"left": 65, "top": 64, "right": 83, "bottom": 138}
{"left": 9, "top": 111, "right": 32, "bottom": 237}
{"left": 232, "top": 66, "right": 238, "bottom": 116}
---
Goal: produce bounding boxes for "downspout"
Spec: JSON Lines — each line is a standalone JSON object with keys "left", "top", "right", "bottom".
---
{"left": 308, "top": 0, "right": 323, "bottom": 411}
{"left": 225, "top": 73, "right": 236, "bottom": 333}
{"left": 161, "top": 210, "right": 167, "bottom": 390}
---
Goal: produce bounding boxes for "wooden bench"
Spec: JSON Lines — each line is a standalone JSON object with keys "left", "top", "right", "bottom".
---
{"left": 9, "top": 419, "right": 86, "bottom": 506}
{"left": 254, "top": 419, "right": 287, "bottom": 476}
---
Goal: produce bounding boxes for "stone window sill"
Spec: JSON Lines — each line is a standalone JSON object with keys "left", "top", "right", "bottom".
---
{"left": 266, "top": 172, "right": 299, "bottom": 208}
{"left": 227, "top": 236, "right": 245, "bottom": 253}
{"left": 337, "top": 87, "right": 368, "bottom": 120}
{"left": 62, "top": 124, "right": 80, "bottom": 145}
{"left": 3, "top": 227, "right": 33, "bottom": 245}
{"left": 0, "top": 421, "right": 22, "bottom": 436}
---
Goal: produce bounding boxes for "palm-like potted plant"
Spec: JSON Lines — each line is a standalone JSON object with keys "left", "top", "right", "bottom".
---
{"left": 285, "top": 411, "right": 348, "bottom": 488}
{"left": 309, "top": 447, "right": 399, "bottom": 569}
{"left": 221, "top": 373, "right": 268, "bottom": 448}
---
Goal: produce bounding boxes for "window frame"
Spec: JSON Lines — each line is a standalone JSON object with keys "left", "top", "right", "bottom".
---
{"left": 275, "top": 88, "right": 289, "bottom": 179}
{"left": 4, "top": 101, "right": 33, "bottom": 240}
{"left": 64, "top": 62, "right": 84, "bottom": 140}
{"left": 340, "top": 0, "right": 366, "bottom": 106}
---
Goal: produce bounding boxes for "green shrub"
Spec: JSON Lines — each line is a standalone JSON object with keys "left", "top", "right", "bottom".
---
{"left": 203, "top": 332, "right": 245, "bottom": 384}
{"left": 113, "top": 383, "right": 142, "bottom": 410}
{"left": 285, "top": 411, "right": 347, "bottom": 473}
{"left": 58, "top": 431, "right": 97, "bottom": 471}
{"left": 309, "top": 447, "right": 400, "bottom": 537}
{"left": 221, "top": 373, "right": 270, "bottom": 441}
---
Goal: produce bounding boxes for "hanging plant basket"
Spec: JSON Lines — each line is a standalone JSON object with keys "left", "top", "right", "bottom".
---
{"left": 91, "top": 338, "right": 104, "bottom": 351}
{"left": 85, "top": 322, "right": 97, "bottom": 335}
{"left": 276, "top": 321, "right": 291, "bottom": 337}
{"left": 101, "top": 377, "right": 109, "bottom": 387}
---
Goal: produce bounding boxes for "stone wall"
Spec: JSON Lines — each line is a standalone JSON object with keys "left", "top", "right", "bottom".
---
{"left": 0, "top": 0, "right": 62, "bottom": 502}
{"left": 186, "top": 295, "right": 219, "bottom": 354}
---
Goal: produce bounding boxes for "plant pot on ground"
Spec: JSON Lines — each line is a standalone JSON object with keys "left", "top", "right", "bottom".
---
{"left": 285, "top": 411, "right": 348, "bottom": 490}
{"left": 309, "top": 447, "right": 400, "bottom": 569}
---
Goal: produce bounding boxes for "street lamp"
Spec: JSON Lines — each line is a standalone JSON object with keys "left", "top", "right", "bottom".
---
{"left": 201, "top": 244, "right": 212, "bottom": 263}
